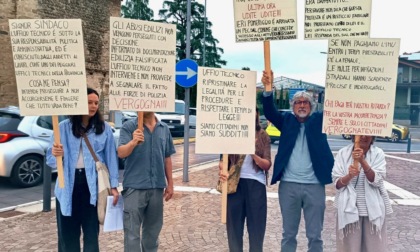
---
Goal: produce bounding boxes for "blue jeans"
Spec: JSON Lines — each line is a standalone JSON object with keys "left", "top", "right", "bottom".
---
{"left": 122, "top": 188, "right": 164, "bottom": 252}
{"left": 279, "top": 182, "right": 326, "bottom": 252}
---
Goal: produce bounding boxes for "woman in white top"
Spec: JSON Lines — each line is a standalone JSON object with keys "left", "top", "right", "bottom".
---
{"left": 218, "top": 108, "right": 272, "bottom": 252}
{"left": 332, "top": 135, "right": 392, "bottom": 252}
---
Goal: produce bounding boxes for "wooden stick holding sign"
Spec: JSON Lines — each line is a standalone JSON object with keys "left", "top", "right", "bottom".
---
{"left": 264, "top": 41, "right": 272, "bottom": 92}
{"left": 353, "top": 135, "right": 361, "bottom": 168}
{"left": 52, "top": 116, "right": 64, "bottom": 188}
{"left": 221, "top": 154, "right": 228, "bottom": 224}
{"left": 137, "top": 112, "right": 144, "bottom": 144}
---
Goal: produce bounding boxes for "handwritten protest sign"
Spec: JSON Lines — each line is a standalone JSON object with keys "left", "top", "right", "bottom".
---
{"left": 234, "top": 0, "right": 297, "bottom": 42}
{"left": 196, "top": 68, "right": 256, "bottom": 154}
{"left": 322, "top": 38, "right": 400, "bottom": 137}
{"left": 9, "top": 19, "right": 88, "bottom": 116}
{"left": 304, "top": 0, "right": 371, "bottom": 40}
{"left": 109, "top": 17, "right": 176, "bottom": 112}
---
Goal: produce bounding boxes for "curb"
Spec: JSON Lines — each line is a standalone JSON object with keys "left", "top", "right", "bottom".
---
{"left": 173, "top": 137, "right": 195, "bottom": 145}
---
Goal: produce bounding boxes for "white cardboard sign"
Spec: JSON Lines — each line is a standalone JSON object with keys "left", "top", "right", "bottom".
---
{"left": 109, "top": 17, "right": 177, "bottom": 112}
{"left": 196, "top": 67, "right": 256, "bottom": 154}
{"left": 322, "top": 38, "right": 400, "bottom": 137}
{"left": 234, "top": 0, "right": 298, "bottom": 42}
{"left": 9, "top": 19, "right": 88, "bottom": 116}
{"left": 304, "top": 0, "right": 372, "bottom": 40}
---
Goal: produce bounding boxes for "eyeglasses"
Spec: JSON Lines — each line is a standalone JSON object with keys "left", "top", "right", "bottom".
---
{"left": 293, "top": 100, "right": 310, "bottom": 106}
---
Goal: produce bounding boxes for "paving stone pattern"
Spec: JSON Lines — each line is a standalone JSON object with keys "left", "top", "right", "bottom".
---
{"left": 0, "top": 153, "right": 420, "bottom": 251}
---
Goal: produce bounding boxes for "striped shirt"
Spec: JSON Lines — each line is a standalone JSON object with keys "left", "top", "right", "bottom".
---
{"left": 333, "top": 144, "right": 393, "bottom": 216}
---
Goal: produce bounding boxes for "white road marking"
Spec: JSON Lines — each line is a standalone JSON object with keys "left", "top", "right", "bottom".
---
{"left": 173, "top": 156, "right": 420, "bottom": 206}
{"left": 385, "top": 154, "right": 420, "bottom": 164}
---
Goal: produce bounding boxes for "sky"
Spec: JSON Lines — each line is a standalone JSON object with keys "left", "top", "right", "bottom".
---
{"left": 147, "top": 0, "right": 420, "bottom": 86}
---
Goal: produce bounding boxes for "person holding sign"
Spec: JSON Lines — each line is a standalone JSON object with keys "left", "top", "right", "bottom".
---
{"left": 46, "top": 87, "right": 120, "bottom": 252}
{"left": 261, "top": 71, "right": 334, "bottom": 252}
{"left": 117, "top": 111, "right": 176, "bottom": 252}
{"left": 332, "top": 135, "right": 392, "bottom": 252}
{"left": 218, "top": 107, "right": 272, "bottom": 252}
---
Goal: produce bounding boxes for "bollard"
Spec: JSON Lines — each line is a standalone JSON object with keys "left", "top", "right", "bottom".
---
{"left": 42, "top": 154, "right": 51, "bottom": 212}
{"left": 407, "top": 134, "right": 411, "bottom": 154}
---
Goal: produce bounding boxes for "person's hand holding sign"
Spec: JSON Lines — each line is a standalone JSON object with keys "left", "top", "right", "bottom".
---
{"left": 352, "top": 148, "right": 364, "bottom": 164}
{"left": 261, "top": 70, "right": 274, "bottom": 91}
{"left": 51, "top": 143, "right": 64, "bottom": 157}
{"left": 218, "top": 161, "right": 229, "bottom": 182}
{"left": 131, "top": 128, "right": 144, "bottom": 146}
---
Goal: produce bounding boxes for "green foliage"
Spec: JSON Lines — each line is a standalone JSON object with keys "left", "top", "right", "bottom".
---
{"left": 121, "top": 0, "right": 226, "bottom": 108}
{"left": 121, "top": 0, "right": 154, "bottom": 20}
{"left": 256, "top": 90, "right": 264, "bottom": 115}
{"left": 284, "top": 91, "right": 290, "bottom": 109}
{"left": 158, "top": 0, "right": 227, "bottom": 107}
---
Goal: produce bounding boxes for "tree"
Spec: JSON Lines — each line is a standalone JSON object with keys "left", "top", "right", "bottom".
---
{"left": 121, "top": 0, "right": 154, "bottom": 21}
{"left": 158, "top": 0, "right": 227, "bottom": 106}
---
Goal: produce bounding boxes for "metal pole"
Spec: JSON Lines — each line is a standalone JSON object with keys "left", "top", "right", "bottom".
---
{"left": 183, "top": 0, "right": 192, "bottom": 182}
{"left": 202, "top": 0, "right": 207, "bottom": 66}
{"left": 407, "top": 134, "right": 411, "bottom": 153}
{"left": 42, "top": 153, "right": 51, "bottom": 212}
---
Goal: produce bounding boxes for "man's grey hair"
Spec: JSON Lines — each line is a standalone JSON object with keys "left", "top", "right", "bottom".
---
{"left": 290, "top": 91, "right": 317, "bottom": 115}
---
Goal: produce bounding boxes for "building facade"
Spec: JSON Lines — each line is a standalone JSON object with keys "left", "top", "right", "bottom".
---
{"left": 395, "top": 55, "right": 420, "bottom": 126}
{"left": 0, "top": 0, "right": 121, "bottom": 118}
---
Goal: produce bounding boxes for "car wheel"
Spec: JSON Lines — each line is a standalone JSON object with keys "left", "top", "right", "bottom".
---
{"left": 389, "top": 131, "right": 401, "bottom": 143}
{"left": 10, "top": 155, "right": 43, "bottom": 187}
{"left": 342, "top": 134, "right": 352, "bottom": 140}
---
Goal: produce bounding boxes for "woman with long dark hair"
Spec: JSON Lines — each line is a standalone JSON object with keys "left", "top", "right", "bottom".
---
{"left": 219, "top": 107, "right": 272, "bottom": 252}
{"left": 47, "top": 87, "right": 119, "bottom": 252}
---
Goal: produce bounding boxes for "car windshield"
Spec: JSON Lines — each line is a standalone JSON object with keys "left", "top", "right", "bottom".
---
{"left": 156, "top": 102, "right": 185, "bottom": 115}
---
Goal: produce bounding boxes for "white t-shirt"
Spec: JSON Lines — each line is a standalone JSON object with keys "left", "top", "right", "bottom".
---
{"left": 240, "top": 154, "right": 266, "bottom": 185}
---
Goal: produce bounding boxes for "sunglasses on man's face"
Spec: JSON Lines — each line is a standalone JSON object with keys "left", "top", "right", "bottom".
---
{"left": 293, "top": 100, "right": 310, "bottom": 106}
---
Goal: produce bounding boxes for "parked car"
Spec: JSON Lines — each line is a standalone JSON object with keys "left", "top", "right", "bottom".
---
{"left": 189, "top": 108, "right": 197, "bottom": 129}
{"left": 342, "top": 123, "right": 410, "bottom": 142}
{"left": 115, "top": 100, "right": 188, "bottom": 137}
{"left": 265, "top": 109, "right": 291, "bottom": 143}
{"left": 0, "top": 106, "right": 64, "bottom": 187}
{"left": 259, "top": 115, "right": 268, "bottom": 129}
{"left": 121, "top": 111, "right": 138, "bottom": 124}
{"left": 0, "top": 106, "right": 122, "bottom": 187}
{"left": 155, "top": 100, "right": 186, "bottom": 137}
{"left": 266, "top": 122, "right": 280, "bottom": 144}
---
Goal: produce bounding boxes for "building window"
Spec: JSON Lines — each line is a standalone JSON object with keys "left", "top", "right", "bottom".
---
{"left": 413, "top": 68, "right": 420, "bottom": 83}
{"left": 411, "top": 87, "right": 420, "bottom": 103}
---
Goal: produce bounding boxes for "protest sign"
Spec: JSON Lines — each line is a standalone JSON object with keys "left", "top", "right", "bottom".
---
{"left": 322, "top": 38, "right": 400, "bottom": 137}
{"left": 304, "top": 0, "right": 371, "bottom": 40}
{"left": 9, "top": 19, "right": 88, "bottom": 116}
{"left": 233, "top": 0, "right": 297, "bottom": 43}
{"left": 109, "top": 17, "right": 176, "bottom": 112}
{"left": 196, "top": 68, "right": 256, "bottom": 154}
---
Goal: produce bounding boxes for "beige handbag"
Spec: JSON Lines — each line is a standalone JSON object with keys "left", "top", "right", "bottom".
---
{"left": 216, "top": 154, "right": 246, "bottom": 194}
{"left": 83, "top": 134, "right": 111, "bottom": 225}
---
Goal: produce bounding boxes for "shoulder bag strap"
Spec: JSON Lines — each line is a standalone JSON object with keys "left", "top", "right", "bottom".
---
{"left": 82, "top": 134, "right": 99, "bottom": 162}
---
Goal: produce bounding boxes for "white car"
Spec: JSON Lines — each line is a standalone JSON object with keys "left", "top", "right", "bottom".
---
{"left": 0, "top": 106, "right": 121, "bottom": 187}
{"left": 189, "top": 108, "right": 197, "bottom": 129}
{"left": 0, "top": 106, "right": 65, "bottom": 187}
